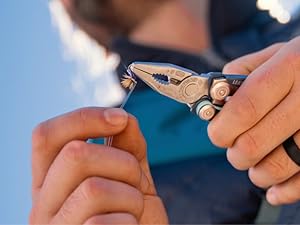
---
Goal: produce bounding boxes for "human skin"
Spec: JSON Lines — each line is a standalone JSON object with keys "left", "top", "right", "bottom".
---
{"left": 208, "top": 37, "right": 300, "bottom": 205}
{"left": 61, "top": 0, "right": 210, "bottom": 54}
{"left": 30, "top": 1, "right": 208, "bottom": 224}
{"left": 36, "top": 2, "right": 299, "bottom": 223}
{"left": 60, "top": 0, "right": 166, "bottom": 48}
{"left": 29, "top": 108, "right": 168, "bottom": 224}
{"left": 29, "top": 39, "right": 300, "bottom": 223}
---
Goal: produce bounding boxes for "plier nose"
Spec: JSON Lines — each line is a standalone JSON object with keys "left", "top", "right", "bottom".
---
{"left": 129, "top": 61, "right": 247, "bottom": 121}
{"left": 129, "top": 62, "right": 210, "bottom": 104}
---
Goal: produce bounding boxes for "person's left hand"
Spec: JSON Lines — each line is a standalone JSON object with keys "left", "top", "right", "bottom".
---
{"left": 29, "top": 108, "right": 168, "bottom": 224}
{"left": 208, "top": 37, "right": 300, "bottom": 205}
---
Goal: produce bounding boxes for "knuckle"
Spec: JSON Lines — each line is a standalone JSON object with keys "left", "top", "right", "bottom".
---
{"left": 81, "top": 177, "right": 107, "bottom": 200}
{"left": 233, "top": 93, "right": 258, "bottom": 127}
{"left": 286, "top": 51, "right": 300, "bottom": 80}
{"left": 32, "top": 121, "right": 49, "bottom": 150}
{"left": 223, "top": 61, "right": 239, "bottom": 73}
{"left": 235, "top": 132, "right": 259, "bottom": 166}
{"left": 257, "top": 66, "right": 282, "bottom": 95}
{"left": 270, "top": 110, "right": 288, "bottom": 132}
{"left": 248, "top": 168, "right": 266, "bottom": 188}
{"left": 131, "top": 187, "right": 144, "bottom": 204}
{"left": 249, "top": 158, "right": 287, "bottom": 188}
{"left": 59, "top": 184, "right": 86, "bottom": 224}
{"left": 266, "top": 156, "right": 290, "bottom": 182}
{"left": 59, "top": 187, "right": 86, "bottom": 222}
{"left": 207, "top": 123, "right": 227, "bottom": 148}
{"left": 248, "top": 168, "right": 260, "bottom": 187}
{"left": 123, "top": 153, "right": 142, "bottom": 186}
{"left": 226, "top": 133, "right": 259, "bottom": 171}
{"left": 59, "top": 203, "right": 73, "bottom": 223}
{"left": 73, "top": 108, "right": 91, "bottom": 130}
{"left": 61, "top": 140, "right": 88, "bottom": 165}
{"left": 78, "top": 108, "right": 89, "bottom": 123}
{"left": 249, "top": 147, "right": 295, "bottom": 188}
{"left": 128, "top": 189, "right": 144, "bottom": 218}
{"left": 227, "top": 149, "right": 245, "bottom": 170}
{"left": 135, "top": 190, "right": 144, "bottom": 211}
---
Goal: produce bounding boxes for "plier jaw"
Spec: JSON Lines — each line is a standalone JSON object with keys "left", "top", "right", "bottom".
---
{"left": 129, "top": 62, "right": 210, "bottom": 104}
{"left": 129, "top": 61, "right": 247, "bottom": 121}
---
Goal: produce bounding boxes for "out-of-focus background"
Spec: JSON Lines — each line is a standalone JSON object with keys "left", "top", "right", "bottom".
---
{"left": 1, "top": 0, "right": 300, "bottom": 223}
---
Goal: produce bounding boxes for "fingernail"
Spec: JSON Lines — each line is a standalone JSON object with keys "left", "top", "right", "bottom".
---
{"left": 104, "top": 108, "right": 128, "bottom": 126}
{"left": 267, "top": 189, "right": 278, "bottom": 205}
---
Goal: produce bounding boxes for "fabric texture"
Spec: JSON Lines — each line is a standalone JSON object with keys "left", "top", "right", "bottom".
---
{"left": 151, "top": 155, "right": 263, "bottom": 224}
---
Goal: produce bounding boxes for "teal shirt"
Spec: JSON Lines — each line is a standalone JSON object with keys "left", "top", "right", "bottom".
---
{"left": 94, "top": 90, "right": 223, "bottom": 165}
{"left": 125, "top": 89, "right": 223, "bottom": 165}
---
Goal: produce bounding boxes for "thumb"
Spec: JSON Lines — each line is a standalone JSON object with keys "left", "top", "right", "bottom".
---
{"left": 111, "top": 114, "right": 157, "bottom": 195}
{"left": 223, "top": 43, "right": 284, "bottom": 75}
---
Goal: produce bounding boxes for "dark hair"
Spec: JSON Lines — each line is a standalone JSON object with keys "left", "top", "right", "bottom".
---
{"left": 74, "top": 0, "right": 109, "bottom": 24}
{"left": 73, "top": 0, "right": 133, "bottom": 35}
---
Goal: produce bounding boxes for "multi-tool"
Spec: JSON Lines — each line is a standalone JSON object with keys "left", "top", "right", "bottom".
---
{"left": 128, "top": 62, "right": 247, "bottom": 121}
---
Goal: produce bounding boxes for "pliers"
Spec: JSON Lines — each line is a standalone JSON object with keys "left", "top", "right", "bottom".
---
{"left": 128, "top": 62, "right": 247, "bottom": 121}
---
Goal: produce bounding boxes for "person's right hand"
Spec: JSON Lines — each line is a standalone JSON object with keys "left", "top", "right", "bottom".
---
{"left": 208, "top": 38, "right": 300, "bottom": 205}
{"left": 29, "top": 107, "right": 168, "bottom": 224}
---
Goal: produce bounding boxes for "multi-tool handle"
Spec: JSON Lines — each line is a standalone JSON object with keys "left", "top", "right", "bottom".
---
{"left": 192, "top": 72, "right": 247, "bottom": 121}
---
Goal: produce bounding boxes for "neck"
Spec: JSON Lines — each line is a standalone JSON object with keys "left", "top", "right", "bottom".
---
{"left": 129, "top": 0, "right": 210, "bottom": 54}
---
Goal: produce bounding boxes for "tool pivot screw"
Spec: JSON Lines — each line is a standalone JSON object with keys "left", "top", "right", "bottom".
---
{"left": 199, "top": 104, "right": 216, "bottom": 121}
{"left": 210, "top": 82, "right": 231, "bottom": 101}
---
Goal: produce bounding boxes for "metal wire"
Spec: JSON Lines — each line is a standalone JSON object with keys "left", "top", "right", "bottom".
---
{"left": 106, "top": 81, "right": 137, "bottom": 147}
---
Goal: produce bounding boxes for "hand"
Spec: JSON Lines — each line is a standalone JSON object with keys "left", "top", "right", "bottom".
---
{"left": 29, "top": 107, "right": 168, "bottom": 224}
{"left": 208, "top": 37, "right": 300, "bottom": 205}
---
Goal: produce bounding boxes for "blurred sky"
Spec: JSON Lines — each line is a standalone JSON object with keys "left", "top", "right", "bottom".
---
{"left": 0, "top": 0, "right": 93, "bottom": 223}
{"left": 1, "top": 0, "right": 300, "bottom": 224}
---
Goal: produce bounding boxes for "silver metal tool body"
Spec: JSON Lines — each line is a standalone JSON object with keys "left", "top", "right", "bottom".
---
{"left": 129, "top": 62, "right": 247, "bottom": 121}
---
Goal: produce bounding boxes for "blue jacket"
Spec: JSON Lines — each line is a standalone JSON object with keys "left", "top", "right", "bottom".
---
{"left": 102, "top": 0, "right": 300, "bottom": 165}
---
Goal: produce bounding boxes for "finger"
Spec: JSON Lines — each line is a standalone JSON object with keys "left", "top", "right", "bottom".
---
{"left": 112, "top": 115, "right": 147, "bottom": 162}
{"left": 226, "top": 91, "right": 300, "bottom": 170}
{"left": 248, "top": 131, "right": 300, "bottom": 188}
{"left": 208, "top": 41, "right": 297, "bottom": 148}
{"left": 51, "top": 177, "right": 143, "bottom": 224}
{"left": 84, "top": 213, "right": 138, "bottom": 225}
{"left": 223, "top": 43, "right": 284, "bottom": 74}
{"left": 266, "top": 172, "right": 300, "bottom": 205}
{"left": 31, "top": 107, "right": 128, "bottom": 191}
{"left": 140, "top": 195, "right": 169, "bottom": 224}
{"left": 36, "top": 141, "right": 149, "bottom": 218}
{"left": 112, "top": 115, "right": 156, "bottom": 195}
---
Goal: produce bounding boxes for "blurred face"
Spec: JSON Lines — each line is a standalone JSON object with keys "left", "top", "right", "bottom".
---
{"left": 61, "top": 0, "right": 164, "bottom": 48}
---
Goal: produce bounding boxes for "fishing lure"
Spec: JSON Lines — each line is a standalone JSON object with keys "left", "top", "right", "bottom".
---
{"left": 121, "top": 73, "right": 137, "bottom": 90}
